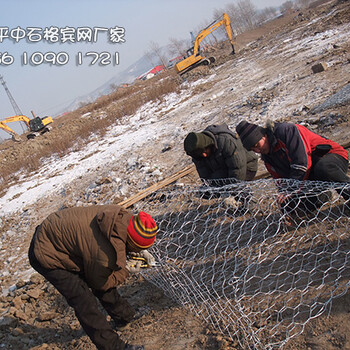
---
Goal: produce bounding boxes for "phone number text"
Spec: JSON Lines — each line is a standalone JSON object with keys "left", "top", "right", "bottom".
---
{"left": 0, "top": 51, "right": 120, "bottom": 66}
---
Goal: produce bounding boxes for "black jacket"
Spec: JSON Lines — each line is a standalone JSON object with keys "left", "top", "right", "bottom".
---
{"left": 192, "top": 124, "right": 258, "bottom": 182}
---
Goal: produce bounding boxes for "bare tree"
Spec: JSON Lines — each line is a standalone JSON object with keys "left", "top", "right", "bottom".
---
{"left": 148, "top": 41, "right": 168, "bottom": 68}
{"left": 212, "top": 8, "right": 223, "bottom": 20}
{"left": 168, "top": 37, "right": 186, "bottom": 57}
{"left": 109, "top": 83, "right": 117, "bottom": 91}
{"left": 225, "top": 3, "right": 245, "bottom": 34}
{"left": 188, "top": 19, "right": 215, "bottom": 54}
{"left": 257, "top": 7, "right": 278, "bottom": 24}
{"left": 296, "top": 0, "right": 312, "bottom": 8}
{"left": 236, "top": 0, "right": 258, "bottom": 31}
{"left": 144, "top": 50, "right": 157, "bottom": 69}
{"left": 211, "top": 9, "right": 234, "bottom": 44}
{"left": 225, "top": 0, "right": 258, "bottom": 33}
{"left": 280, "top": 1, "right": 294, "bottom": 14}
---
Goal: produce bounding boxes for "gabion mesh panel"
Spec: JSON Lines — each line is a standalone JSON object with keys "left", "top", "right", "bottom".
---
{"left": 135, "top": 179, "right": 350, "bottom": 349}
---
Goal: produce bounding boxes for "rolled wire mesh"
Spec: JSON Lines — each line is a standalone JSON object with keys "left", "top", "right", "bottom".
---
{"left": 135, "top": 179, "right": 350, "bottom": 349}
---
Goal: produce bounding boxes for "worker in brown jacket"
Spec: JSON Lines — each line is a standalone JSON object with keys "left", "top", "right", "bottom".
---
{"left": 28, "top": 205, "right": 158, "bottom": 350}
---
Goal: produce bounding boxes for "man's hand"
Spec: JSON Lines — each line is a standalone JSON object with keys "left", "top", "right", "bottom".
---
{"left": 276, "top": 192, "right": 298, "bottom": 227}
{"left": 138, "top": 250, "right": 156, "bottom": 267}
{"left": 127, "top": 250, "right": 158, "bottom": 270}
{"left": 126, "top": 259, "right": 143, "bottom": 273}
{"left": 277, "top": 192, "right": 291, "bottom": 205}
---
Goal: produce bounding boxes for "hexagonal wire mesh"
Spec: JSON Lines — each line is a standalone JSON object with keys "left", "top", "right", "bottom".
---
{"left": 134, "top": 178, "right": 350, "bottom": 349}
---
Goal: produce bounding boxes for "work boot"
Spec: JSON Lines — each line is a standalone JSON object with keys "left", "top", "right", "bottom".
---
{"left": 113, "top": 311, "right": 142, "bottom": 329}
{"left": 113, "top": 317, "right": 130, "bottom": 329}
{"left": 124, "top": 344, "right": 144, "bottom": 350}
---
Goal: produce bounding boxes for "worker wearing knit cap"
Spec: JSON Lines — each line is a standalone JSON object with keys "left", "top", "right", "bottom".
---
{"left": 236, "top": 119, "right": 350, "bottom": 225}
{"left": 235, "top": 121, "right": 265, "bottom": 151}
{"left": 184, "top": 132, "right": 215, "bottom": 158}
{"left": 236, "top": 119, "right": 349, "bottom": 184}
{"left": 127, "top": 211, "right": 158, "bottom": 251}
{"left": 184, "top": 123, "right": 258, "bottom": 185}
{"left": 28, "top": 205, "right": 157, "bottom": 350}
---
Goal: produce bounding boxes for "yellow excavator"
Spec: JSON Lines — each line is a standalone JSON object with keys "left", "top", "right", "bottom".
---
{"left": 0, "top": 113, "right": 53, "bottom": 141}
{"left": 0, "top": 75, "right": 53, "bottom": 141}
{"left": 175, "top": 13, "right": 235, "bottom": 74}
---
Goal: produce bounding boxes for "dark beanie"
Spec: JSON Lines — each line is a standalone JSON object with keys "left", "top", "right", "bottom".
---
{"left": 236, "top": 121, "right": 265, "bottom": 150}
{"left": 184, "top": 132, "right": 214, "bottom": 156}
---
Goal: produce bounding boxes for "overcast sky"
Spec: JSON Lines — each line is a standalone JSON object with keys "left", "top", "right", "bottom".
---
{"left": 0, "top": 0, "right": 289, "bottom": 138}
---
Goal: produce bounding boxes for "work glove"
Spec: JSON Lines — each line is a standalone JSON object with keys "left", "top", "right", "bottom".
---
{"left": 138, "top": 250, "right": 157, "bottom": 267}
{"left": 126, "top": 250, "right": 158, "bottom": 272}
{"left": 125, "top": 258, "right": 143, "bottom": 273}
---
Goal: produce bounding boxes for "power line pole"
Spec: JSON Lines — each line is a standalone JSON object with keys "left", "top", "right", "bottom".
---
{"left": 0, "top": 75, "right": 23, "bottom": 116}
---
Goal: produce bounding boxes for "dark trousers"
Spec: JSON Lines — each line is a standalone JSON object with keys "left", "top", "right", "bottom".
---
{"left": 281, "top": 153, "right": 350, "bottom": 220}
{"left": 310, "top": 153, "right": 349, "bottom": 182}
{"left": 28, "top": 239, "right": 134, "bottom": 350}
{"left": 309, "top": 153, "right": 350, "bottom": 200}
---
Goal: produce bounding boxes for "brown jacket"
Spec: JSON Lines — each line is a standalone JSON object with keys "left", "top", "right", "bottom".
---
{"left": 33, "top": 205, "right": 133, "bottom": 291}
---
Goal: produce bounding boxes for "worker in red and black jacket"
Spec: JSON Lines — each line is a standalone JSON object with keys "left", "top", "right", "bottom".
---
{"left": 236, "top": 120, "right": 350, "bottom": 223}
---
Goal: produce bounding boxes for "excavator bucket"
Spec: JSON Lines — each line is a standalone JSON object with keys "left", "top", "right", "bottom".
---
{"left": 12, "top": 134, "right": 21, "bottom": 142}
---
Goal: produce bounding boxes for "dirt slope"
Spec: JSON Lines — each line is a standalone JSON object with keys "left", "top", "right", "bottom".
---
{"left": 0, "top": 1, "right": 350, "bottom": 349}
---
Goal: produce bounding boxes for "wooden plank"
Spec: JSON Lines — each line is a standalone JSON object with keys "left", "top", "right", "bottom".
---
{"left": 254, "top": 171, "right": 270, "bottom": 180}
{"left": 118, "top": 141, "right": 350, "bottom": 208}
{"left": 118, "top": 164, "right": 195, "bottom": 208}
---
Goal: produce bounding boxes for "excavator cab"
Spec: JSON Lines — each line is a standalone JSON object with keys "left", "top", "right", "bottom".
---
{"left": 27, "top": 116, "right": 53, "bottom": 138}
{"left": 29, "top": 117, "right": 45, "bottom": 132}
{"left": 186, "top": 47, "right": 196, "bottom": 57}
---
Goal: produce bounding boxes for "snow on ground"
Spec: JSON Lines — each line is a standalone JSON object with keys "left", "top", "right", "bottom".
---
{"left": 1, "top": 17, "right": 349, "bottom": 218}
{"left": 282, "top": 24, "right": 350, "bottom": 62}
{"left": 0, "top": 87, "right": 195, "bottom": 216}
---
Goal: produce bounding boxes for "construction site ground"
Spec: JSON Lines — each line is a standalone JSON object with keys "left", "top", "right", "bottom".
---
{"left": 0, "top": 0, "right": 350, "bottom": 349}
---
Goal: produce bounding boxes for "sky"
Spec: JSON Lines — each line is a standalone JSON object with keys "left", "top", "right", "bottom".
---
{"left": 0, "top": 0, "right": 288, "bottom": 139}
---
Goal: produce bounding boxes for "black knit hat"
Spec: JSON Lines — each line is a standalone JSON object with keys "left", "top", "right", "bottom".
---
{"left": 236, "top": 121, "right": 265, "bottom": 150}
{"left": 184, "top": 132, "right": 214, "bottom": 156}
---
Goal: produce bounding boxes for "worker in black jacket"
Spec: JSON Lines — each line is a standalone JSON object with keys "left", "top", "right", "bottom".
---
{"left": 184, "top": 124, "right": 258, "bottom": 186}
{"left": 184, "top": 124, "right": 258, "bottom": 208}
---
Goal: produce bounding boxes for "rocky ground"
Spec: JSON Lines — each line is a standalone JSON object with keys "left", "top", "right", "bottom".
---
{"left": 0, "top": 0, "right": 350, "bottom": 349}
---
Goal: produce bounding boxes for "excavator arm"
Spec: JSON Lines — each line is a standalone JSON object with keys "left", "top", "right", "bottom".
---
{"left": 192, "top": 13, "right": 235, "bottom": 57}
{"left": 1, "top": 115, "right": 31, "bottom": 128}
{"left": 0, "top": 120, "right": 21, "bottom": 141}
{"left": 175, "top": 13, "right": 235, "bottom": 74}
{"left": 0, "top": 115, "right": 30, "bottom": 141}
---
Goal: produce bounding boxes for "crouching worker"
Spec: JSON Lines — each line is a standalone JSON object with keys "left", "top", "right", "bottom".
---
{"left": 184, "top": 124, "right": 258, "bottom": 185}
{"left": 236, "top": 120, "right": 350, "bottom": 224}
{"left": 28, "top": 205, "right": 158, "bottom": 350}
{"left": 184, "top": 124, "right": 258, "bottom": 208}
